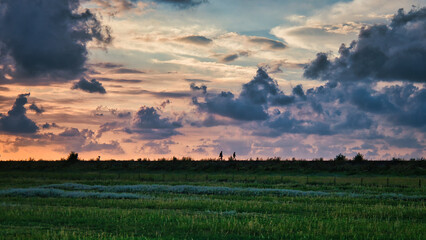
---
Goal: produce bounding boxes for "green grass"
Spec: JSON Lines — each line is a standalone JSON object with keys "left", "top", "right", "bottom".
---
{"left": 0, "top": 170, "right": 424, "bottom": 239}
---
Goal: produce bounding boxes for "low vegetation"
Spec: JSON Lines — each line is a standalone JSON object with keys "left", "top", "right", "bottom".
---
{"left": 0, "top": 159, "right": 424, "bottom": 239}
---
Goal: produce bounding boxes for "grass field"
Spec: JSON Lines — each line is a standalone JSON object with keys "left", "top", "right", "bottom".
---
{"left": 0, "top": 162, "right": 425, "bottom": 239}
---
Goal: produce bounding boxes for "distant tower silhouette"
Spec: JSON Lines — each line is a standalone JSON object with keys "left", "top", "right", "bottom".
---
{"left": 219, "top": 151, "right": 223, "bottom": 161}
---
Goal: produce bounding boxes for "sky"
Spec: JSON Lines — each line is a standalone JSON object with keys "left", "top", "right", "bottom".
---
{"left": 0, "top": 0, "right": 425, "bottom": 160}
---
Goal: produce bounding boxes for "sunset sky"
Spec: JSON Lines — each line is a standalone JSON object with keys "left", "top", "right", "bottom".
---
{"left": 0, "top": 0, "right": 425, "bottom": 160}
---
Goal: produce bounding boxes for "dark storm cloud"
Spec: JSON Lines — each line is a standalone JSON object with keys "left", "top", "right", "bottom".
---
{"left": 152, "top": 0, "right": 208, "bottom": 9}
{"left": 29, "top": 103, "right": 45, "bottom": 114}
{"left": 303, "top": 53, "right": 330, "bottom": 80}
{"left": 349, "top": 87, "right": 395, "bottom": 113}
{"left": 110, "top": 106, "right": 184, "bottom": 140}
{"left": 333, "top": 112, "right": 373, "bottom": 131}
{"left": 133, "top": 106, "right": 182, "bottom": 129}
{"left": 249, "top": 37, "right": 287, "bottom": 50}
{"left": 292, "top": 85, "right": 306, "bottom": 100}
{"left": 193, "top": 93, "right": 269, "bottom": 121}
{"left": 193, "top": 68, "right": 298, "bottom": 121}
{"left": 304, "top": 81, "right": 426, "bottom": 129}
{"left": 72, "top": 78, "right": 107, "bottom": 94}
{"left": 190, "top": 83, "right": 207, "bottom": 94}
{"left": 0, "top": 93, "right": 38, "bottom": 134}
{"left": 386, "top": 85, "right": 426, "bottom": 128}
{"left": 177, "top": 35, "right": 212, "bottom": 45}
{"left": 304, "top": 8, "right": 426, "bottom": 83}
{"left": 0, "top": 0, "right": 111, "bottom": 84}
{"left": 240, "top": 68, "right": 294, "bottom": 106}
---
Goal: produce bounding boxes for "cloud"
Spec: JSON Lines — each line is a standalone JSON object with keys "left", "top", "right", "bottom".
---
{"left": 185, "top": 78, "right": 211, "bottom": 83}
{"left": 0, "top": 93, "right": 38, "bottom": 134}
{"left": 189, "top": 114, "right": 237, "bottom": 128}
{"left": 140, "top": 140, "right": 176, "bottom": 154}
{"left": 72, "top": 78, "right": 107, "bottom": 94}
{"left": 96, "top": 122, "right": 121, "bottom": 138}
{"left": 133, "top": 106, "right": 181, "bottom": 129}
{"left": 55, "top": 127, "right": 124, "bottom": 153}
{"left": 240, "top": 68, "right": 294, "bottom": 106}
{"left": 258, "top": 60, "right": 304, "bottom": 73}
{"left": 90, "top": 62, "right": 124, "bottom": 69}
{"left": 271, "top": 24, "right": 358, "bottom": 52}
{"left": 119, "top": 106, "right": 183, "bottom": 140}
{"left": 248, "top": 37, "right": 286, "bottom": 50}
{"left": 193, "top": 91, "right": 268, "bottom": 121}
{"left": 111, "top": 68, "right": 145, "bottom": 74}
{"left": 193, "top": 68, "right": 297, "bottom": 121}
{"left": 189, "top": 83, "right": 207, "bottom": 94}
{"left": 29, "top": 102, "right": 45, "bottom": 114}
{"left": 111, "top": 89, "right": 191, "bottom": 98}
{"left": 219, "top": 51, "right": 250, "bottom": 63}
{"left": 160, "top": 99, "right": 171, "bottom": 108}
{"left": 0, "top": 0, "right": 111, "bottom": 84}
{"left": 259, "top": 111, "right": 332, "bottom": 137}
{"left": 41, "top": 123, "right": 60, "bottom": 129}
{"left": 81, "top": 140, "right": 124, "bottom": 153}
{"left": 5, "top": 127, "right": 125, "bottom": 154}
{"left": 96, "top": 78, "right": 143, "bottom": 84}
{"left": 90, "top": 0, "right": 148, "bottom": 16}
{"left": 176, "top": 35, "right": 212, "bottom": 45}
{"left": 152, "top": 0, "right": 208, "bottom": 9}
{"left": 220, "top": 53, "right": 239, "bottom": 63}
{"left": 304, "top": 8, "right": 426, "bottom": 83}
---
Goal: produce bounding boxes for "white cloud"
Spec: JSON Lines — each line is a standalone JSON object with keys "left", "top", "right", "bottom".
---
{"left": 271, "top": 0, "right": 425, "bottom": 53}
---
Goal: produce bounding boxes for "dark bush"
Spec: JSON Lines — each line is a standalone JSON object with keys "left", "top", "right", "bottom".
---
{"left": 66, "top": 152, "right": 79, "bottom": 162}
{"left": 334, "top": 153, "right": 346, "bottom": 162}
{"left": 353, "top": 153, "right": 364, "bottom": 162}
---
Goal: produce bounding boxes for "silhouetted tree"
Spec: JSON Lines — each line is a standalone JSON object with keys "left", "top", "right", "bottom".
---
{"left": 219, "top": 151, "right": 223, "bottom": 161}
{"left": 233, "top": 152, "right": 236, "bottom": 160}
{"left": 353, "top": 153, "right": 364, "bottom": 162}
{"left": 67, "top": 152, "right": 79, "bottom": 162}
{"left": 334, "top": 153, "right": 346, "bottom": 162}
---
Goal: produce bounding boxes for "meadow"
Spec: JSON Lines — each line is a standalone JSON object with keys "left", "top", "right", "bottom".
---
{"left": 0, "top": 160, "right": 424, "bottom": 239}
